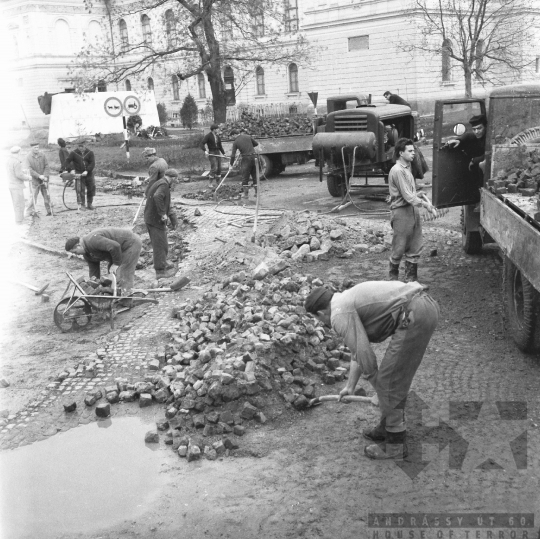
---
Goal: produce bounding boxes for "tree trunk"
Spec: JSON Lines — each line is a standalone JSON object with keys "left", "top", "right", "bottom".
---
{"left": 207, "top": 68, "right": 227, "bottom": 123}
{"left": 464, "top": 67, "right": 472, "bottom": 98}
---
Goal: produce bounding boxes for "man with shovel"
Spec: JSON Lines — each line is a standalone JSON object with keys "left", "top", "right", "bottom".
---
{"left": 304, "top": 281, "right": 439, "bottom": 460}
{"left": 200, "top": 123, "right": 226, "bottom": 190}
{"left": 26, "top": 142, "right": 53, "bottom": 216}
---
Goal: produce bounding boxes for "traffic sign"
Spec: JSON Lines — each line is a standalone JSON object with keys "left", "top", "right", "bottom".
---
{"left": 104, "top": 97, "right": 123, "bottom": 117}
{"left": 123, "top": 95, "right": 141, "bottom": 115}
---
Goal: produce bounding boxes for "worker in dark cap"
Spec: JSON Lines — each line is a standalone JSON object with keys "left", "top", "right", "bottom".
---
{"left": 383, "top": 91, "right": 411, "bottom": 108}
{"left": 200, "top": 123, "right": 226, "bottom": 189}
{"left": 230, "top": 130, "right": 260, "bottom": 199}
{"left": 447, "top": 114, "right": 487, "bottom": 173}
{"left": 304, "top": 281, "right": 439, "bottom": 460}
{"left": 66, "top": 139, "right": 96, "bottom": 210}
{"left": 143, "top": 147, "right": 168, "bottom": 195}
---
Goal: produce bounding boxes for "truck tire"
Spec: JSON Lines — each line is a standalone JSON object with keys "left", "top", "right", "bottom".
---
{"left": 327, "top": 174, "right": 345, "bottom": 197}
{"left": 461, "top": 207, "right": 482, "bottom": 254}
{"left": 259, "top": 155, "right": 273, "bottom": 178}
{"left": 504, "top": 256, "right": 540, "bottom": 354}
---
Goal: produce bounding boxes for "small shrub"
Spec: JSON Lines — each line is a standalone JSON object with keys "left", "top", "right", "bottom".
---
{"left": 127, "top": 115, "right": 142, "bottom": 129}
{"left": 180, "top": 94, "right": 198, "bottom": 129}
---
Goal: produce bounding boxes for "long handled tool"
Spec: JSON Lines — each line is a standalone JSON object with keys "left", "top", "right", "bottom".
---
{"left": 43, "top": 178, "right": 54, "bottom": 217}
{"left": 9, "top": 280, "right": 49, "bottom": 295}
{"left": 213, "top": 156, "right": 240, "bottom": 198}
{"left": 27, "top": 181, "right": 40, "bottom": 219}
{"left": 132, "top": 275, "right": 190, "bottom": 294}
{"left": 251, "top": 154, "right": 261, "bottom": 243}
{"left": 131, "top": 196, "right": 146, "bottom": 229}
{"left": 308, "top": 394, "right": 379, "bottom": 407}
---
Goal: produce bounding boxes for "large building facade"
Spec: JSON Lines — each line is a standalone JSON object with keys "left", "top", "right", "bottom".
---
{"left": 3, "top": 0, "right": 540, "bottom": 129}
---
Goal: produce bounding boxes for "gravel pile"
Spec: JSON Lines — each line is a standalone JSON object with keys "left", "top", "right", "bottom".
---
{"left": 182, "top": 184, "right": 243, "bottom": 201}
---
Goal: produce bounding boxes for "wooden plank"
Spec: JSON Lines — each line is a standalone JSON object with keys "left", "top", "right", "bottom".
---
{"left": 481, "top": 189, "right": 540, "bottom": 291}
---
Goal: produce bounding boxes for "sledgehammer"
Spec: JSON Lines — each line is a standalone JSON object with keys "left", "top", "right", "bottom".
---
{"left": 308, "top": 394, "right": 379, "bottom": 408}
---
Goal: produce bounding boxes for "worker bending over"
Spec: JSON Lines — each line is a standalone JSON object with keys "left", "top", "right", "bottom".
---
{"left": 65, "top": 228, "right": 142, "bottom": 296}
{"left": 230, "top": 130, "right": 259, "bottom": 199}
{"left": 305, "top": 282, "right": 439, "bottom": 460}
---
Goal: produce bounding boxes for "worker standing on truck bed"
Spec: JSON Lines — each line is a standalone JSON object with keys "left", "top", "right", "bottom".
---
{"left": 388, "top": 138, "right": 435, "bottom": 282}
{"left": 200, "top": 123, "right": 226, "bottom": 190}
{"left": 304, "top": 282, "right": 439, "bottom": 460}
{"left": 230, "top": 130, "right": 259, "bottom": 199}
{"left": 66, "top": 139, "right": 96, "bottom": 210}
{"left": 64, "top": 228, "right": 142, "bottom": 298}
{"left": 447, "top": 114, "right": 487, "bottom": 174}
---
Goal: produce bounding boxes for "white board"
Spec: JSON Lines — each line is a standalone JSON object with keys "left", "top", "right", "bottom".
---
{"left": 48, "top": 91, "right": 160, "bottom": 144}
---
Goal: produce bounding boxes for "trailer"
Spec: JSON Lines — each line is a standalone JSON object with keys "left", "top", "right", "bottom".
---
{"left": 432, "top": 84, "right": 540, "bottom": 354}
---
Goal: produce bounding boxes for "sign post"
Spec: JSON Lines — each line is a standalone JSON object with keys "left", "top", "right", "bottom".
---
{"left": 308, "top": 91, "right": 319, "bottom": 116}
{"left": 122, "top": 95, "right": 141, "bottom": 162}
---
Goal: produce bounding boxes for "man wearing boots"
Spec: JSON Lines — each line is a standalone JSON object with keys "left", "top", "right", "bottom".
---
{"left": 143, "top": 147, "right": 168, "bottom": 195}
{"left": 25, "top": 142, "right": 52, "bottom": 216}
{"left": 230, "top": 130, "right": 259, "bottom": 199}
{"left": 201, "top": 123, "right": 226, "bottom": 189}
{"left": 144, "top": 168, "right": 178, "bottom": 279}
{"left": 304, "top": 282, "right": 439, "bottom": 460}
{"left": 66, "top": 139, "right": 96, "bottom": 210}
{"left": 64, "top": 228, "right": 142, "bottom": 297}
{"left": 388, "top": 138, "right": 434, "bottom": 282}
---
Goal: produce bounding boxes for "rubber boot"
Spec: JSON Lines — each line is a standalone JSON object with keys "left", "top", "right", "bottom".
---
{"left": 404, "top": 261, "right": 418, "bottom": 282}
{"left": 388, "top": 261, "right": 400, "bottom": 281}
{"left": 87, "top": 197, "right": 95, "bottom": 210}
{"left": 364, "top": 430, "right": 408, "bottom": 460}
{"left": 363, "top": 417, "right": 386, "bottom": 442}
{"left": 242, "top": 187, "right": 249, "bottom": 199}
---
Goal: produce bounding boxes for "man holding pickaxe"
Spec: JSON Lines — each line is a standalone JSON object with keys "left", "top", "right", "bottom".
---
{"left": 200, "top": 123, "right": 226, "bottom": 190}
{"left": 304, "top": 282, "right": 439, "bottom": 460}
{"left": 26, "top": 142, "right": 53, "bottom": 217}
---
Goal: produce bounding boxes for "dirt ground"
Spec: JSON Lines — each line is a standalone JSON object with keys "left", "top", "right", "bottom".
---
{"left": 1, "top": 151, "right": 540, "bottom": 539}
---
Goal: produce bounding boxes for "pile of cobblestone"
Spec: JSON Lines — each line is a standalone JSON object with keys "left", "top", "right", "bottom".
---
{"left": 183, "top": 184, "right": 243, "bottom": 201}
{"left": 490, "top": 147, "right": 540, "bottom": 196}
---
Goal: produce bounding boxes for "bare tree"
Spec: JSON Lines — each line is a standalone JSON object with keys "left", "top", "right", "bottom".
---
{"left": 72, "top": 0, "right": 312, "bottom": 122}
{"left": 403, "top": 0, "right": 538, "bottom": 97}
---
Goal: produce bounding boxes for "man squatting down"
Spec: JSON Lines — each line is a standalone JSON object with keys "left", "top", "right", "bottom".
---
{"left": 304, "top": 281, "right": 439, "bottom": 460}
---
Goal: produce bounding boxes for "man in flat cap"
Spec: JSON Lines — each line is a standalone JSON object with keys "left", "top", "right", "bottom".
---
{"left": 6, "top": 146, "right": 31, "bottom": 225}
{"left": 143, "top": 147, "right": 168, "bottom": 196}
{"left": 200, "top": 123, "right": 226, "bottom": 189}
{"left": 25, "top": 142, "right": 52, "bottom": 216}
{"left": 304, "top": 281, "right": 439, "bottom": 460}
{"left": 144, "top": 168, "right": 178, "bottom": 279}
{"left": 230, "top": 129, "right": 260, "bottom": 199}
{"left": 66, "top": 139, "right": 96, "bottom": 210}
{"left": 383, "top": 91, "right": 411, "bottom": 108}
{"left": 447, "top": 114, "right": 487, "bottom": 173}
{"left": 65, "top": 228, "right": 142, "bottom": 298}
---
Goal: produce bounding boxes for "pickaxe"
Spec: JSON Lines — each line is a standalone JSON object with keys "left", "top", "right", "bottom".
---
{"left": 308, "top": 394, "right": 379, "bottom": 408}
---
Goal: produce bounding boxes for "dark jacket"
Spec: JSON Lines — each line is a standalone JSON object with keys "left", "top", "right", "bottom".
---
{"left": 59, "top": 148, "right": 70, "bottom": 172}
{"left": 230, "top": 134, "right": 259, "bottom": 166}
{"left": 388, "top": 94, "right": 411, "bottom": 107}
{"left": 66, "top": 148, "right": 95, "bottom": 176}
{"left": 457, "top": 132, "right": 486, "bottom": 166}
{"left": 144, "top": 178, "right": 177, "bottom": 230}
{"left": 145, "top": 157, "right": 168, "bottom": 195}
{"left": 200, "top": 131, "right": 225, "bottom": 154}
{"left": 81, "top": 228, "right": 139, "bottom": 278}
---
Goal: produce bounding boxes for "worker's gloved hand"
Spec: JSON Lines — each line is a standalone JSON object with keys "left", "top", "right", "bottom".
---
{"left": 446, "top": 139, "right": 460, "bottom": 149}
{"left": 110, "top": 264, "right": 119, "bottom": 275}
{"left": 161, "top": 215, "right": 169, "bottom": 225}
{"left": 39, "top": 175, "right": 45, "bottom": 181}
{"left": 205, "top": 150, "right": 209, "bottom": 156}
{"left": 82, "top": 171, "right": 88, "bottom": 176}
{"left": 70, "top": 170, "right": 76, "bottom": 175}
{"left": 338, "top": 386, "right": 354, "bottom": 402}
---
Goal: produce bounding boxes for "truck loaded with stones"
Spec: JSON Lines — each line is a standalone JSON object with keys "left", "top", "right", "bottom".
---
{"left": 432, "top": 83, "right": 540, "bottom": 356}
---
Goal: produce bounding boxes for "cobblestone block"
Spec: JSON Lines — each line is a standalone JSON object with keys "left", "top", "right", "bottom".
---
{"left": 95, "top": 403, "right": 111, "bottom": 418}
{"left": 145, "top": 431, "right": 159, "bottom": 443}
{"left": 63, "top": 401, "right": 77, "bottom": 413}
{"left": 139, "top": 393, "right": 153, "bottom": 407}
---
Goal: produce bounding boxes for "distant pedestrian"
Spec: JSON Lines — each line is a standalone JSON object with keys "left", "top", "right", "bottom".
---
{"left": 387, "top": 138, "right": 434, "bottom": 282}
{"left": 200, "top": 123, "right": 226, "bottom": 189}
{"left": 230, "top": 130, "right": 259, "bottom": 199}
{"left": 57, "top": 138, "right": 70, "bottom": 173}
{"left": 6, "top": 146, "right": 31, "bottom": 225}
{"left": 26, "top": 142, "right": 52, "bottom": 216}
{"left": 144, "top": 168, "right": 178, "bottom": 279}
{"left": 66, "top": 139, "right": 96, "bottom": 210}
{"left": 143, "top": 147, "right": 168, "bottom": 195}
{"left": 383, "top": 91, "right": 411, "bottom": 108}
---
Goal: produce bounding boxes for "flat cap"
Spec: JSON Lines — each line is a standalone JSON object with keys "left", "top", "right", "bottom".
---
{"left": 304, "top": 286, "right": 334, "bottom": 315}
{"left": 143, "top": 147, "right": 157, "bottom": 156}
{"left": 75, "top": 138, "right": 87, "bottom": 145}
{"left": 10, "top": 146, "right": 21, "bottom": 154}
{"left": 469, "top": 114, "right": 487, "bottom": 126}
{"left": 164, "top": 168, "right": 179, "bottom": 178}
{"left": 30, "top": 142, "right": 40, "bottom": 147}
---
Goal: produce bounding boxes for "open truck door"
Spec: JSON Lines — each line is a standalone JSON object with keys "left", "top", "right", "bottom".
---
{"left": 432, "top": 99, "right": 487, "bottom": 253}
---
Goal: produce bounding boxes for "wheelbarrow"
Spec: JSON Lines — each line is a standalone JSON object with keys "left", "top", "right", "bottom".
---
{"left": 53, "top": 271, "right": 159, "bottom": 332}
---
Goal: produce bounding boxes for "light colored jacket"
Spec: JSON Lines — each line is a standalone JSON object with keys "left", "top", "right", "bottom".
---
{"left": 7, "top": 154, "right": 29, "bottom": 189}
{"left": 26, "top": 152, "right": 51, "bottom": 183}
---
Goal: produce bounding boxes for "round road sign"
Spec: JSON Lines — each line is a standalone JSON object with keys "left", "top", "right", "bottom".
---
{"left": 124, "top": 95, "right": 141, "bottom": 115}
{"left": 104, "top": 97, "right": 123, "bottom": 117}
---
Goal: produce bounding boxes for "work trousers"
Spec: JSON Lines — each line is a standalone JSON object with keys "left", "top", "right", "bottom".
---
{"left": 10, "top": 188, "right": 25, "bottom": 224}
{"left": 240, "top": 156, "right": 257, "bottom": 186}
{"left": 146, "top": 224, "right": 168, "bottom": 271}
{"left": 76, "top": 174, "right": 96, "bottom": 206}
{"left": 25, "top": 180, "right": 51, "bottom": 214}
{"left": 208, "top": 155, "right": 222, "bottom": 180}
{"left": 366, "top": 293, "right": 439, "bottom": 432}
{"left": 116, "top": 234, "right": 142, "bottom": 292}
{"left": 390, "top": 205, "right": 423, "bottom": 264}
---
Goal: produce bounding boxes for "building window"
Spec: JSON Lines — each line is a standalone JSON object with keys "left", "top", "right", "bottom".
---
{"left": 125, "top": 79, "right": 131, "bottom": 91}
{"left": 224, "top": 66, "right": 236, "bottom": 105}
{"left": 197, "top": 73, "right": 206, "bottom": 98}
{"left": 172, "top": 74, "right": 179, "bottom": 100}
{"left": 475, "top": 39, "right": 484, "bottom": 80}
{"left": 348, "top": 35, "right": 369, "bottom": 51}
{"left": 288, "top": 63, "right": 299, "bottom": 93}
{"left": 141, "top": 14, "right": 152, "bottom": 45}
{"left": 97, "top": 80, "right": 107, "bottom": 92}
{"left": 88, "top": 20, "right": 101, "bottom": 43}
{"left": 119, "top": 19, "right": 129, "bottom": 52}
{"left": 252, "top": 3, "right": 264, "bottom": 37}
{"left": 55, "top": 19, "right": 72, "bottom": 55}
{"left": 442, "top": 39, "right": 452, "bottom": 82}
{"left": 165, "top": 9, "right": 175, "bottom": 47}
{"left": 256, "top": 66, "right": 265, "bottom": 95}
{"left": 284, "top": 0, "right": 298, "bottom": 32}
{"left": 148, "top": 77, "right": 154, "bottom": 90}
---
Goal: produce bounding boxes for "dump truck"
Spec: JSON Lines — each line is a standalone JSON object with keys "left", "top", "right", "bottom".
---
{"left": 432, "top": 83, "right": 540, "bottom": 354}
{"left": 221, "top": 94, "right": 374, "bottom": 178}
{"left": 312, "top": 96, "right": 422, "bottom": 197}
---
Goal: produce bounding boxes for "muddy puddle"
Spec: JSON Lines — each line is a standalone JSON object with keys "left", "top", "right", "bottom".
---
{"left": 0, "top": 416, "right": 170, "bottom": 539}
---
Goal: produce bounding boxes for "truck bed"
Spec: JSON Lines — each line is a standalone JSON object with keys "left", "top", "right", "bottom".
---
{"left": 222, "top": 134, "right": 313, "bottom": 154}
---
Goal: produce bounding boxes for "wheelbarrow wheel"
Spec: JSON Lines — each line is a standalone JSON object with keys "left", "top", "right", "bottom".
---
{"left": 62, "top": 176, "right": 79, "bottom": 210}
{"left": 54, "top": 297, "right": 93, "bottom": 332}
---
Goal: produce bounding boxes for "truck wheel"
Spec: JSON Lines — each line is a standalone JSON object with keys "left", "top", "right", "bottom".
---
{"left": 504, "top": 256, "right": 540, "bottom": 354}
{"left": 259, "top": 155, "right": 273, "bottom": 178}
{"left": 327, "top": 174, "right": 345, "bottom": 197}
{"left": 461, "top": 207, "right": 482, "bottom": 254}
